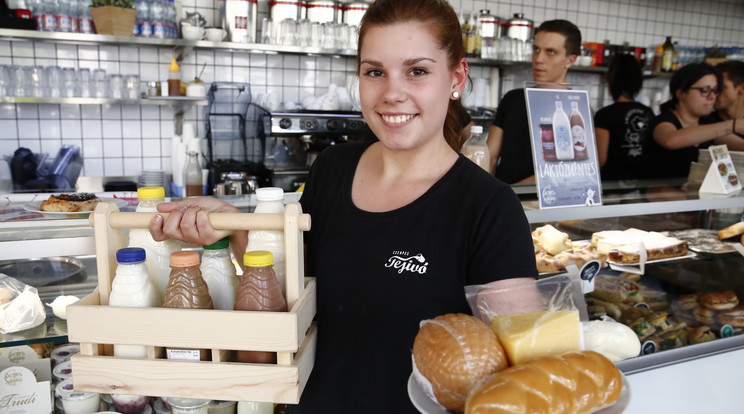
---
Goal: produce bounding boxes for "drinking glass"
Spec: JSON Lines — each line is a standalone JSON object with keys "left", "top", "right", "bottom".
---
{"left": 12, "top": 66, "right": 28, "bottom": 97}
{"left": 28, "top": 66, "right": 45, "bottom": 98}
{"left": 108, "top": 74, "right": 124, "bottom": 99}
{"left": 261, "top": 18, "right": 273, "bottom": 44}
{"left": 297, "top": 19, "right": 311, "bottom": 48}
{"left": 125, "top": 74, "right": 140, "bottom": 99}
{"left": 46, "top": 66, "right": 63, "bottom": 98}
{"left": 93, "top": 69, "right": 107, "bottom": 98}
{"left": 62, "top": 67, "right": 77, "bottom": 98}
{"left": 310, "top": 22, "right": 323, "bottom": 48}
{"left": 0, "top": 65, "right": 10, "bottom": 97}
{"left": 279, "top": 18, "right": 297, "bottom": 46}
{"left": 321, "top": 23, "right": 336, "bottom": 49}
{"left": 78, "top": 68, "right": 91, "bottom": 98}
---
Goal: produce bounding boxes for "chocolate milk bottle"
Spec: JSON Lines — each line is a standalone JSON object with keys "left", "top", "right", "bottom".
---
{"left": 234, "top": 251, "right": 287, "bottom": 363}
{"left": 163, "top": 250, "right": 213, "bottom": 361}
{"left": 569, "top": 101, "right": 588, "bottom": 160}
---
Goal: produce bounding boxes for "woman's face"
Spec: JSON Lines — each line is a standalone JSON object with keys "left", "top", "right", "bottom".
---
{"left": 358, "top": 22, "right": 465, "bottom": 151}
{"left": 679, "top": 74, "right": 719, "bottom": 117}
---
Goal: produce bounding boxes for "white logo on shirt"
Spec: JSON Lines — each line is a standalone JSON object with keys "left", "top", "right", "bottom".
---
{"left": 385, "top": 250, "right": 428, "bottom": 275}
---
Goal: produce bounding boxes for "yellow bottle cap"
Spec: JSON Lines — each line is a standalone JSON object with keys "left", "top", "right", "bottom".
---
{"left": 137, "top": 186, "right": 165, "bottom": 199}
{"left": 169, "top": 58, "right": 180, "bottom": 72}
{"left": 170, "top": 250, "right": 200, "bottom": 267}
{"left": 244, "top": 251, "right": 274, "bottom": 267}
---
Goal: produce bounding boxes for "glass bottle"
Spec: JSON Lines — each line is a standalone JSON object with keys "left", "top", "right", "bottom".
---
{"left": 662, "top": 36, "right": 674, "bottom": 72}
{"left": 552, "top": 101, "right": 574, "bottom": 161}
{"left": 651, "top": 44, "right": 663, "bottom": 72}
{"left": 200, "top": 237, "right": 239, "bottom": 311}
{"left": 569, "top": 102, "right": 588, "bottom": 160}
{"left": 184, "top": 150, "right": 203, "bottom": 197}
{"left": 163, "top": 250, "right": 213, "bottom": 361}
{"left": 109, "top": 247, "right": 161, "bottom": 358}
{"left": 245, "top": 187, "right": 286, "bottom": 296}
{"left": 234, "top": 251, "right": 287, "bottom": 363}
{"left": 460, "top": 125, "right": 490, "bottom": 171}
{"left": 127, "top": 186, "right": 181, "bottom": 297}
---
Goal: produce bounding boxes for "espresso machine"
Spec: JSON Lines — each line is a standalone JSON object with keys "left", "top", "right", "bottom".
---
{"left": 261, "top": 110, "right": 371, "bottom": 191}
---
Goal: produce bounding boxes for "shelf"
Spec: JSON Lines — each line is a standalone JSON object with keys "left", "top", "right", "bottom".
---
{"left": 0, "top": 96, "right": 207, "bottom": 106}
{"left": 0, "top": 28, "right": 357, "bottom": 57}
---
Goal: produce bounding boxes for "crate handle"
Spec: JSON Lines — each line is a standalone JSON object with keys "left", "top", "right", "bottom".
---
{"left": 89, "top": 211, "right": 311, "bottom": 231}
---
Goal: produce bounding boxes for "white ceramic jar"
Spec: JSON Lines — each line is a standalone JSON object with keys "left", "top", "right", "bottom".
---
{"left": 167, "top": 397, "right": 211, "bottom": 414}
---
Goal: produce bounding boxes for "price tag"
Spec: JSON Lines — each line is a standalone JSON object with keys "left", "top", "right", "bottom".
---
{"left": 641, "top": 340, "right": 657, "bottom": 355}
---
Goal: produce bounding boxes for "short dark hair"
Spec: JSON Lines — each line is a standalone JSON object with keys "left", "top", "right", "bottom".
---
{"left": 607, "top": 54, "right": 643, "bottom": 100}
{"left": 536, "top": 19, "right": 582, "bottom": 56}
{"left": 716, "top": 60, "right": 744, "bottom": 87}
{"left": 660, "top": 62, "right": 722, "bottom": 112}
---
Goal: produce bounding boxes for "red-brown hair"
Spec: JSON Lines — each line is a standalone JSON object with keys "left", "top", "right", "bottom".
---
{"left": 357, "top": 0, "right": 467, "bottom": 151}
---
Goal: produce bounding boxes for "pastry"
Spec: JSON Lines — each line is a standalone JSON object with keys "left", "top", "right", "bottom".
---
{"left": 532, "top": 224, "right": 571, "bottom": 255}
{"left": 715, "top": 305, "right": 744, "bottom": 328}
{"left": 718, "top": 221, "right": 744, "bottom": 240}
{"left": 40, "top": 193, "right": 100, "bottom": 212}
{"left": 698, "top": 290, "right": 739, "bottom": 310}
{"left": 593, "top": 228, "right": 688, "bottom": 264}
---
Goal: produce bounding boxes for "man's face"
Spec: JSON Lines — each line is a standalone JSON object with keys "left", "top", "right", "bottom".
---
{"left": 715, "top": 73, "right": 741, "bottom": 112}
{"left": 532, "top": 31, "right": 576, "bottom": 84}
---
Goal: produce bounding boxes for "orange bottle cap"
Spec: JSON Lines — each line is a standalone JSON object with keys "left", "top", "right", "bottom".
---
{"left": 170, "top": 250, "right": 200, "bottom": 267}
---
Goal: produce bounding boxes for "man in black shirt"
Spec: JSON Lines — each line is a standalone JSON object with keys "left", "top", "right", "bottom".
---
{"left": 700, "top": 61, "right": 744, "bottom": 148}
{"left": 487, "top": 20, "right": 581, "bottom": 184}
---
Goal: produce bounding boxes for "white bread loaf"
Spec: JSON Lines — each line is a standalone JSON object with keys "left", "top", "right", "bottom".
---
{"left": 412, "top": 313, "right": 508, "bottom": 412}
{"left": 465, "top": 351, "right": 623, "bottom": 414}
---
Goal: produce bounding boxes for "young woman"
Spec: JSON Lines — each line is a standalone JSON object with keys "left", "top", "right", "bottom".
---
{"left": 645, "top": 63, "right": 743, "bottom": 180}
{"left": 149, "top": 0, "right": 536, "bottom": 412}
{"left": 594, "top": 54, "right": 655, "bottom": 181}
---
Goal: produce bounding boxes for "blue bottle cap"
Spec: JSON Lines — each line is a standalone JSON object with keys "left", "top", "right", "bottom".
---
{"left": 116, "top": 247, "right": 146, "bottom": 263}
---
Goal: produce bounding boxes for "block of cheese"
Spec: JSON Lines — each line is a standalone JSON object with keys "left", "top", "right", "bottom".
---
{"left": 490, "top": 310, "right": 582, "bottom": 365}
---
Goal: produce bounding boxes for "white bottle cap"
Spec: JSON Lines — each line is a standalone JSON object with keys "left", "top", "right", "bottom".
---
{"left": 471, "top": 125, "right": 483, "bottom": 134}
{"left": 256, "top": 187, "right": 284, "bottom": 201}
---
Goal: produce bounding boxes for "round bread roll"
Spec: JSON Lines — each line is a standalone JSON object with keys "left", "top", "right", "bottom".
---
{"left": 676, "top": 293, "right": 699, "bottom": 310}
{"left": 693, "top": 305, "right": 717, "bottom": 325}
{"left": 699, "top": 290, "right": 739, "bottom": 310}
{"left": 715, "top": 305, "right": 744, "bottom": 328}
{"left": 412, "top": 313, "right": 508, "bottom": 412}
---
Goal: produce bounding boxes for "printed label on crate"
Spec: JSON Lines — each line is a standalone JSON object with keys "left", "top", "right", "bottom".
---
{"left": 0, "top": 366, "right": 52, "bottom": 413}
{"left": 0, "top": 345, "right": 51, "bottom": 383}
{"left": 166, "top": 349, "right": 201, "bottom": 361}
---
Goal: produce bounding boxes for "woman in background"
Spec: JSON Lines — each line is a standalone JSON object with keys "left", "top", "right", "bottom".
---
{"left": 594, "top": 54, "right": 655, "bottom": 181}
{"left": 644, "top": 63, "right": 743, "bottom": 180}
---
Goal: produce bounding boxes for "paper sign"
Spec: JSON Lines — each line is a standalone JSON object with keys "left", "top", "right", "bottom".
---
{"left": 0, "top": 345, "right": 52, "bottom": 383}
{"left": 0, "top": 365, "right": 52, "bottom": 413}
{"left": 525, "top": 88, "right": 602, "bottom": 209}
{"left": 700, "top": 145, "right": 742, "bottom": 195}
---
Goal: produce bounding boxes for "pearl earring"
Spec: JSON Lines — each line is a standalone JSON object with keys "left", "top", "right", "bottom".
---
{"left": 452, "top": 91, "right": 460, "bottom": 99}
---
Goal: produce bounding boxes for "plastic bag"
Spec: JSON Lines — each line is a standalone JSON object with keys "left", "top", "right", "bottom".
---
{"left": 0, "top": 273, "right": 46, "bottom": 334}
{"left": 465, "top": 273, "right": 589, "bottom": 325}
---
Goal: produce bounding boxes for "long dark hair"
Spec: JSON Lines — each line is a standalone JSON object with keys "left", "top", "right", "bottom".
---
{"left": 607, "top": 54, "right": 643, "bottom": 101}
{"left": 357, "top": 0, "right": 466, "bottom": 151}
{"left": 660, "top": 62, "right": 721, "bottom": 112}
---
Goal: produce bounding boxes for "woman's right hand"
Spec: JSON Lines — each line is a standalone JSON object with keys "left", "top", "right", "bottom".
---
{"left": 148, "top": 196, "right": 240, "bottom": 247}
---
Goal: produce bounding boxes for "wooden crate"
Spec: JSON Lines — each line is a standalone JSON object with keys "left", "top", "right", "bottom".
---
{"left": 66, "top": 201, "right": 316, "bottom": 403}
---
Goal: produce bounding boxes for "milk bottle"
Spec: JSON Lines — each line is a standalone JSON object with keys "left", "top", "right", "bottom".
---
{"left": 246, "top": 187, "right": 286, "bottom": 295}
{"left": 552, "top": 101, "right": 574, "bottom": 161}
{"left": 109, "top": 247, "right": 161, "bottom": 358}
{"left": 201, "top": 237, "right": 239, "bottom": 310}
{"left": 128, "top": 186, "right": 180, "bottom": 298}
{"left": 569, "top": 101, "right": 588, "bottom": 160}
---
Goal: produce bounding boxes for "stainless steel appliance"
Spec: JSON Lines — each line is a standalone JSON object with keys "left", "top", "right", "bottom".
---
{"left": 262, "top": 109, "right": 370, "bottom": 191}
{"left": 503, "top": 13, "right": 534, "bottom": 41}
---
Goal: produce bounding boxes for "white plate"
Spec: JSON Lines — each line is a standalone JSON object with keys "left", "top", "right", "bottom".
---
{"left": 408, "top": 372, "right": 630, "bottom": 414}
{"left": 22, "top": 197, "right": 128, "bottom": 218}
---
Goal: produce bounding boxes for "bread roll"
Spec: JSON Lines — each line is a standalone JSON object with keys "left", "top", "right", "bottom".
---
{"left": 412, "top": 313, "right": 508, "bottom": 412}
{"left": 465, "top": 351, "right": 623, "bottom": 414}
{"left": 718, "top": 221, "right": 744, "bottom": 240}
{"left": 698, "top": 290, "right": 739, "bottom": 310}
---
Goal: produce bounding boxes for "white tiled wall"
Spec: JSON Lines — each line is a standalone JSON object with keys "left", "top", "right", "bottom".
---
{"left": 0, "top": 0, "right": 742, "bottom": 182}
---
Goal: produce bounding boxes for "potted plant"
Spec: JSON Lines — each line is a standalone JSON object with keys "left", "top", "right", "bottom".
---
{"left": 90, "top": 0, "right": 136, "bottom": 36}
{"left": 705, "top": 45, "right": 728, "bottom": 66}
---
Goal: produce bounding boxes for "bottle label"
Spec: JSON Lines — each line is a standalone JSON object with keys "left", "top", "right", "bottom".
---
{"left": 571, "top": 125, "right": 587, "bottom": 152}
{"left": 71, "top": 17, "right": 79, "bottom": 33}
{"left": 43, "top": 14, "right": 57, "bottom": 31}
{"left": 153, "top": 23, "right": 166, "bottom": 39}
{"left": 79, "top": 18, "right": 93, "bottom": 34}
{"left": 57, "top": 15, "right": 72, "bottom": 32}
{"left": 141, "top": 22, "right": 153, "bottom": 37}
{"left": 662, "top": 51, "right": 673, "bottom": 70}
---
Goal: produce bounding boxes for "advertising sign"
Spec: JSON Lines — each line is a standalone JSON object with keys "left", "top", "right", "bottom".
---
{"left": 525, "top": 88, "right": 602, "bottom": 209}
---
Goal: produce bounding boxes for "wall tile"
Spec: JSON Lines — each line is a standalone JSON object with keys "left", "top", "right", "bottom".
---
{"left": 61, "top": 120, "right": 82, "bottom": 138}
{"left": 104, "top": 158, "right": 124, "bottom": 175}
{"left": 40, "top": 120, "right": 61, "bottom": 139}
{"left": 81, "top": 120, "right": 102, "bottom": 138}
{"left": 0, "top": 139, "right": 19, "bottom": 158}
{"left": 123, "top": 139, "right": 143, "bottom": 157}
{"left": 0, "top": 120, "right": 17, "bottom": 139}
{"left": 18, "top": 139, "right": 40, "bottom": 152}
{"left": 17, "top": 120, "right": 39, "bottom": 139}
{"left": 103, "top": 140, "right": 123, "bottom": 157}
{"left": 40, "top": 139, "right": 62, "bottom": 155}
{"left": 84, "top": 158, "right": 104, "bottom": 176}
{"left": 82, "top": 138, "right": 103, "bottom": 157}
{"left": 102, "top": 120, "right": 123, "bottom": 139}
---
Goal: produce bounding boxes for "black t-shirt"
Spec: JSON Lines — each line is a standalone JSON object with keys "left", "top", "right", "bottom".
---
{"left": 493, "top": 88, "right": 534, "bottom": 184}
{"left": 294, "top": 141, "right": 537, "bottom": 413}
{"left": 644, "top": 111, "right": 713, "bottom": 179}
{"left": 594, "top": 102, "right": 655, "bottom": 181}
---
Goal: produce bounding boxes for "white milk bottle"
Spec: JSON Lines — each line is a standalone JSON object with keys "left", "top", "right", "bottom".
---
{"left": 246, "top": 187, "right": 286, "bottom": 296}
{"left": 552, "top": 101, "right": 574, "bottom": 161}
{"left": 109, "top": 247, "right": 161, "bottom": 358}
{"left": 200, "top": 237, "right": 239, "bottom": 310}
{"left": 127, "top": 186, "right": 181, "bottom": 297}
